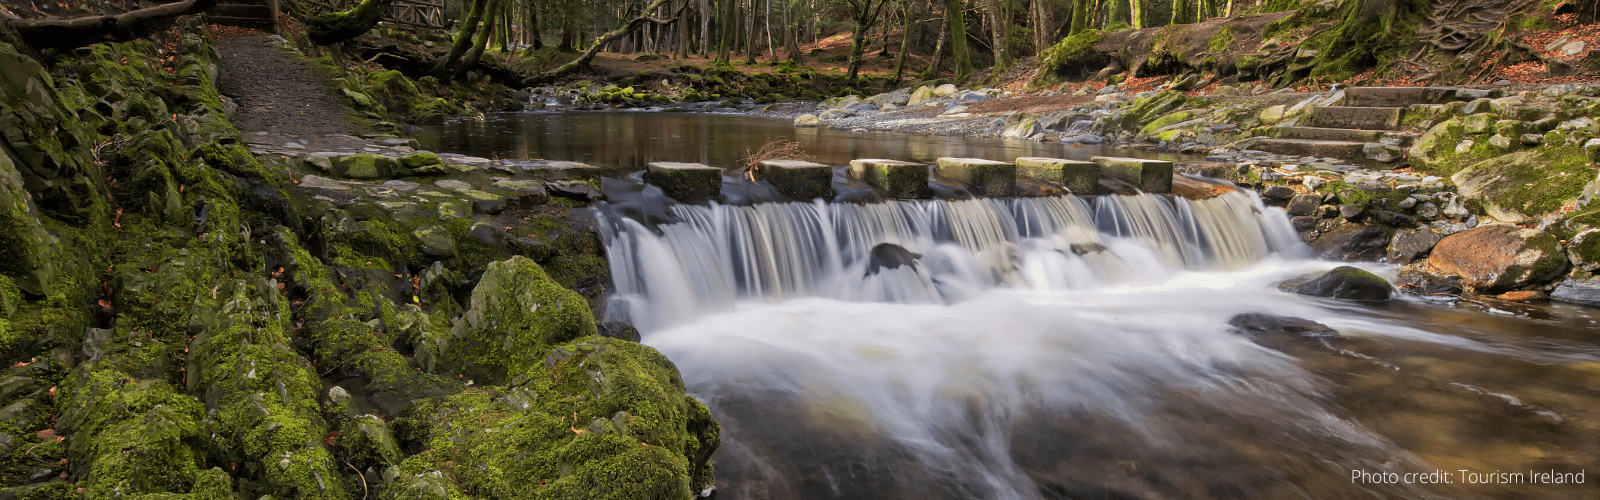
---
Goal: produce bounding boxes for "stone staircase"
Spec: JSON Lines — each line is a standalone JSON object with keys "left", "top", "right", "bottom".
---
{"left": 208, "top": 0, "right": 280, "bottom": 33}
{"left": 1254, "top": 87, "right": 1497, "bottom": 166}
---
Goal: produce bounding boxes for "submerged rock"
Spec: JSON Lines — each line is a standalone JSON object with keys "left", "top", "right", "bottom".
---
{"left": 1277, "top": 266, "right": 1393, "bottom": 301}
{"left": 1550, "top": 278, "right": 1600, "bottom": 306}
{"left": 1227, "top": 312, "right": 1342, "bottom": 353}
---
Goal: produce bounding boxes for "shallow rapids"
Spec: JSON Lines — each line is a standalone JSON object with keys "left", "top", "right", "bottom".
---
{"left": 597, "top": 191, "right": 1600, "bottom": 500}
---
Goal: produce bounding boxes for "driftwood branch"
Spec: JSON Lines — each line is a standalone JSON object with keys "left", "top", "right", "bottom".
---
{"left": 5, "top": 0, "right": 218, "bottom": 50}
{"left": 521, "top": 0, "right": 675, "bottom": 86}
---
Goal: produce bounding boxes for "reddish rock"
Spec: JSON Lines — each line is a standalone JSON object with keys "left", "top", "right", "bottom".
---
{"left": 1495, "top": 290, "right": 1547, "bottom": 302}
{"left": 1427, "top": 224, "right": 1567, "bottom": 293}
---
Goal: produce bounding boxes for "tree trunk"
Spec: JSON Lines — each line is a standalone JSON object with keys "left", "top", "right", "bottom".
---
{"left": 679, "top": 0, "right": 691, "bottom": 58}
{"left": 701, "top": 0, "right": 711, "bottom": 54}
{"left": 1070, "top": 0, "right": 1088, "bottom": 34}
{"left": 1171, "top": 0, "right": 1189, "bottom": 24}
{"left": 1129, "top": 0, "right": 1145, "bottom": 29}
{"left": 454, "top": 0, "right": 501, "bottom": 81}
{"left": 745, "top": 0, "right": 759, "bottom": 63}
{"left": 436, "top": 0, "right": 490, "bottom": 75}
{"left": 893, "top": 0, "right": 913, "bottom": 80}
{"left": 920, "top": 6, "right": 949, "bottom": 79}
{"left": 785, "top": 0, "right": 802, "bottom": 60}
{"left": 5, "top": 0, "right": 219, "bottom": 50}
{"left": 947, "top": 0, "right": 972, "bottom": 79}
{"left": 1108, "top": 0, "right": 1129, "bottom": 29}
{"left": 525, "top": 0, "right": 677, "bottom": 85}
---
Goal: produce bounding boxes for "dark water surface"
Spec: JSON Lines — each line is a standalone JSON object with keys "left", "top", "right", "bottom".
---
{"left": 413, "top": 111, "right": 1189, "bottom": 169}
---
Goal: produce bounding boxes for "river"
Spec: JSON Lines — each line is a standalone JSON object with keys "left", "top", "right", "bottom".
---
{"left": 419, "top": 111, "right": 1599, "bottom": 500}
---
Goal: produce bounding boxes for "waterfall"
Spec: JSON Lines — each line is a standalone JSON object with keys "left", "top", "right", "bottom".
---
{"left": 600, "top": 190, "right": 1305, "bottom": 331}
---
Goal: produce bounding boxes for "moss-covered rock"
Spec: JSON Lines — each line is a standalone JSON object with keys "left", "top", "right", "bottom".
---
{"left": 1277, "top": 266, "right": 1393, "bottom": 301}
{"left": 395, "top": 338, "right": 717, "bottom": 499}
{"left": 340, "top": 414, "right": 403, "bottom": 470}
{"left": 1029, "top": 30, "right": 1106, "bottom": 90}
{"left": 1451, "top": 147, "right": 1593, "bottom": 221}
{"left": 56, "top": 364, "right": 214, "bottom": 497}
{"left": 0, "top": 144, "right": 56, "bottom": 296}
{"left": 186, "top": 279, "right": 350, "bottom": 499}
{"left": 440, "top": 256, "right": 596, "bottom": 385}
{"left": 1569, "top": 228, "right": 1600, "bottom": 272}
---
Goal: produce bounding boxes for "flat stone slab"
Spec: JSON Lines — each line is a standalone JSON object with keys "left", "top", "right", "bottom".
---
{"left": 1090, "top": 156, "right": 1174, "bottom": 193}
{"left": 646, "top": 161, "right": 723, "bottom": 201}
{"left": 1307, "top": 106, "right": 1403, "bottom": 130}
{"left": 934, "top": 157, "right": 1016, "bottom": 196}
{"left": 1015, "top": 157, "right": 1098, "bottom": 193}
{"left": 848, "top": 159, "right": 928, "bottom": 198}
{"left": 758, "top": 159, "right": 834, "bottom": 200}
{"left": 1343, "top": 87, "right": 1468, "bottom": 107}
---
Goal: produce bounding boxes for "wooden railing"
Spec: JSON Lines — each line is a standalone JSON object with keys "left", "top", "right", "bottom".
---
{"left": 299, "top": 0, "right": 444, "bottom": 29}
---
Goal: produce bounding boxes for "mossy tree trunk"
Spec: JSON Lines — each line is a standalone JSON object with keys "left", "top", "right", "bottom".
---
{"left": 453, "top": 0, "right": 501, "bottom": 82}
{"left": 435, "top": 0, "right": 491, "bottom": 76}
{"left": 893, "top": 0, "right": 913, "bottom": 80}
{"left": 1070, "top": 0, "right": 1088, "bottom": 35}
{"left": 1172, "top": 0, "right": 1190, "bottom": 24}
{"left": 307, "top": 0, "right": 396, "bottom": 45}
{"left": 946, "top": 0, "right": 973, "bottom": 80}
{"left": 1129, "top": 0, "right": 1146, "bottom": 29}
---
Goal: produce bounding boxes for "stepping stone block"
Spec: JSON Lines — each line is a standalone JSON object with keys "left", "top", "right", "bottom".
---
{"left": 1015, "top": 157, "right": 1098, "bottom": 193}
{"left": 646, "top": 162, "right": 723, "bottom": 201}
{"left": 758, "top": 159, "right": 835, "bottom": 200}
{"left": 1090, "top": 156, "right": 1173, "bottom": 193}
{"left": 934, "top": 157, "right": 1015, "bottom": 196}
{"left": 848, "top": 159, "right": 929, "bottom": 198}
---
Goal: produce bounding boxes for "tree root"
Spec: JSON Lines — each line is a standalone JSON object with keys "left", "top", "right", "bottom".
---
{"left": 5, "top": 0, "right": 217, "bottom": 50}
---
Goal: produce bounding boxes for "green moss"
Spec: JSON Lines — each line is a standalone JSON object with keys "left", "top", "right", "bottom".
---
{"left": 1028, "top": 30, "right": 1104, "bottom": 90}
{"left": 442, "top": 256, "right": 597, "bottom": 385}
{"left": 56, "top": 365, "right": 208, "bottom": 497}
{"left": 396, "top": 338, "right": 717, "bottom": 499}
{"left": 1453, "top": 147, "right": 1595, "bottom": 217}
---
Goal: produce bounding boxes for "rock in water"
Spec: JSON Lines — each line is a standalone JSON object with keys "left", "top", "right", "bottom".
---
{"left": 865, "top": 243, "right": 922, "bottom": 276}
{"left": 1227, "top": 312, "right": 1343, "bottom": 353}
{"left": 1550, "top": 278, "right": 1600, "bottom": 307}
{"left": 1426, "top": 224, "right": 1567, "bottom": 293}
{"left": 1310, "top": 224, "right": 1392, "bottom": 261}
{"left": 1277, "top": 266, "right": 1393, "bottom": 301}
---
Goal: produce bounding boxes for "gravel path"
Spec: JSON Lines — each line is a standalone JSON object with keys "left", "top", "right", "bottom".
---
{"left": 215, "top": 33, "right": 355, "bottom": 137}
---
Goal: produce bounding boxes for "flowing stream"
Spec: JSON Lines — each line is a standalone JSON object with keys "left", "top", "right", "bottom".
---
{"left": 598, "top": 190, "right": 1600, "bottom": 500}
{"left": 429, "top": 112, "right": 1600, "bottom": 500}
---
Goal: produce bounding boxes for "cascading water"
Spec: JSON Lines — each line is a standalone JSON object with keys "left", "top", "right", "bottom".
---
{"left": 596, "top": 191, "right": 1592, "bottom": 500}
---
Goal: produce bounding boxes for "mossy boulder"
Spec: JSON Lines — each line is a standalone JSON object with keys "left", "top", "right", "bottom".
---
{"left": 1569, "top": 229, "right": 1600, "bottom": 272}
{"left": 1113, "top": 91, "right": 1188, "bottom": 133}
{"left": 186, "top": 279, "right": 349, "bottom": 499}
{"left": 395, "top": 338, "right": 718, "bottom": 499}
{"left": 440, "top": 256, "right": 597, "bottom": 385}
{"left": 1029, "top": 30, "right": 1106, "bottom": 90}
{"left": 1427, "top": 224, "right": 1568, "bottom": 293}
{"left": 1450, "top": 147, "right": 1594, "bottom": 221}
{"left": 1277, "top": 266, "right": 1393, "bottom": 301}
{"left": 0, "top": 146, "right": 56, "bottom": 296}
{"left": 336, "top": 154, "right": 397, "bottom": 179}
{"left": 340, "top": 414, "right": 403, "bottom": 470}
{"left": 55, "top": 365, "right": 217, "bottom": 497}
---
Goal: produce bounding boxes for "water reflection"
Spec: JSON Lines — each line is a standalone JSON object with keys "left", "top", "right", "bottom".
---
{"left": 413, "top": 111, "right": 1191, "bottom": 169}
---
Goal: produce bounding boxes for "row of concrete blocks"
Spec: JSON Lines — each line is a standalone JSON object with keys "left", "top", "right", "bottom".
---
{"left": 645, "top": 156, "right": 1176, "bottom": 201}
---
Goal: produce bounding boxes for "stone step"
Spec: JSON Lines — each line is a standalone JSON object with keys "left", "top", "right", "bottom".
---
{"left": 646, "top": 162, "right": 722, "bottom": 201}
{"left": 210, "top": 4, "right": 272, "bottom": 17}
{"left": 848, "top": 159, "right": 929, "bottom": 198}
{"left": 207, "top": 16, "right": 277, "bottom": 29}
{"left": 1251, "top": 138, "right": 1370, "bottom": 159}
{"left": 1275, "top": 126, "right": 1387, "bottom": 143}
{"left": 1342, "top": 87, "right": 1489, "bottom": 107}
{"left": 1090, "top": 157, "right": 1173, "bottom": 193}
{"left": 934, "top": 157, "right": 1015, "bottom": 196}
{"left": 1306, "top": 106, "right": 1403, "bottom": 130}
{"left": 756, "top": 159, "right": 834, "bottom": 200}
{"left": 1014, "top": 157, "right": 1098, "bottom": 193}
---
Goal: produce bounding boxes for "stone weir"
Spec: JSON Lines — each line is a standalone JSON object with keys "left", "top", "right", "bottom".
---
{"left": 638, "top": 155, "right": 1237, "bottom": 205}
